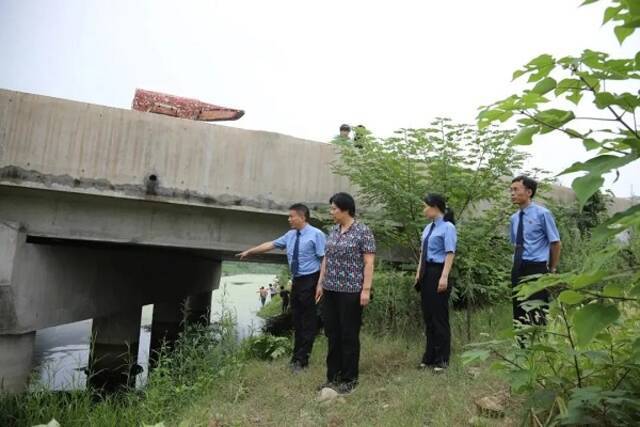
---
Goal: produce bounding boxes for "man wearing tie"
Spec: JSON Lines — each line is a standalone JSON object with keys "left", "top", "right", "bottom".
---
{"left": 509, "top": 176, "right": 562, "bottom": 327}
{"left": 237, "top": 204, "right": 326, "bottom": 372}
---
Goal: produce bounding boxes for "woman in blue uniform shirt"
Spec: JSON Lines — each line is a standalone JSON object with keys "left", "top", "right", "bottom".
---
{"left": 414, "top": 193, "right": 457, "bottom": 372}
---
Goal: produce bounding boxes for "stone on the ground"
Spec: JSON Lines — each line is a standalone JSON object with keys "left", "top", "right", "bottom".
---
{"left": 467, "top": 367, "right": 482, "bottom": 379}
{"left": 32, "top": 420, "right": 61, "bottom": 427}
{"left": 318, "top": 387, "right": 339, "bottom": 403}
{"left": 474, "top": 394, "right": 506, "bottom": 418}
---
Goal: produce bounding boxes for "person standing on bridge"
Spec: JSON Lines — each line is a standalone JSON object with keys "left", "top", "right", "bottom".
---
{"left": 509, "top": 176, "right": 561, "bottom": 335}
{"left": 414, "top": 194, "right": 457, "bottom": 373}
{"left": 316, "top": 192, "right": 376, "bottom": 394}
{"left": 237, "top": 203, "right": 326, "bottom": 372}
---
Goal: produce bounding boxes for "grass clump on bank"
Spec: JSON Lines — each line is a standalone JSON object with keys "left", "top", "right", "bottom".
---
{"left": 0, "top": 314, "right": 240, "bottom": 427}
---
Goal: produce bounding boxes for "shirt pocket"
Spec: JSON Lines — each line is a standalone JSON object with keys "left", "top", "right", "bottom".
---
{"left": 301, "top": 239, "right": 314, "bottom": 254}
{"left": 429, "top": 233, "right": 444, "bottom": 253}
{"left": 524, "top": 217, "right": 543, "bottom": 242}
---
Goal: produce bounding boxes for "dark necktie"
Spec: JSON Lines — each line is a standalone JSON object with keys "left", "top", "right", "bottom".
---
{"left": 291, "top": 230, "right": 301, "bottom": 277}
{"left": 511, "top": 210, "right": 525, "bottom": 284}
{"left": 419, "top": 223, "right": 435, "bottom": 279}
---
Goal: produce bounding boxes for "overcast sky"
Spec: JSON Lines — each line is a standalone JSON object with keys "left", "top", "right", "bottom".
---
{"left": 1, "top": 0, "right": 637, "bottom": 197}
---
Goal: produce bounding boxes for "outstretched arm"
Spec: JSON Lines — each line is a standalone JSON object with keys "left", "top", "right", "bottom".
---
{"left": 236, "top": 241, "right": 277, "bottom": 260}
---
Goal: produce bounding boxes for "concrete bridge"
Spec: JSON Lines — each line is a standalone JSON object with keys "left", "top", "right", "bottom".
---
{"left": 0, "top": 89, "right": 351, "bottom": 392}
{"left": 1, "top": 89, "right": 633, "bottom": 393}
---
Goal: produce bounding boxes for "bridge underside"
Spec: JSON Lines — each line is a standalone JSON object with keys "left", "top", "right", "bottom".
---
{"left": 0, "top": 184, "right": 288, "bottom": 392}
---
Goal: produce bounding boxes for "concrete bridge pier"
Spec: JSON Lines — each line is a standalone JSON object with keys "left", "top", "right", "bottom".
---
{"left": 149, "top": 261, "right": 220, "bottom": 365}
{"left": 88, "top": 307, "right": 142, "bottom": 393}
{"left": 149, "top": 299, "right": 185, "bottom": 364}
{"left": 184, "top": 291, "right": 213, "bottom": 326}
{"left": 0, "top": 332, "right": 35, "bottom": 393}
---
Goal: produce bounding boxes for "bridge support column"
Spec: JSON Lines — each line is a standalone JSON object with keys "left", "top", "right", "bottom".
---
{"left": 149, "top": 300, "right": 185, "bottom": 365}
{"left": 88, "top": 307, "right": 142, "bottom": 393}
{"left": 0, "top": 332, "right": 35, "bottom": 393}
{"left": 184, "top": 291, "right": 212, "bottom": 326}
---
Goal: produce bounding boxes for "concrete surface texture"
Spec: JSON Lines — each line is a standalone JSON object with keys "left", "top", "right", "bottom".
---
{"left": 0, "top": 89, "right": 350, "bottom": 212}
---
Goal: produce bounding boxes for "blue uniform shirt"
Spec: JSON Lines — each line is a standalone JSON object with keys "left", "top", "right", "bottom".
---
{"left": 510, "top": 202, "right": 560, "bottom": 263}
{"left": 421, "top": 217, "right": 457, "bottom": 263}
{"left": 273, "top": 224, "right": 326, "bottom": 277}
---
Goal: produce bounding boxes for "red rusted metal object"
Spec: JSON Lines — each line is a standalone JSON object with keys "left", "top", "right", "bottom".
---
{"left": 132, "top": 89, "right": 244, "bottom": 122}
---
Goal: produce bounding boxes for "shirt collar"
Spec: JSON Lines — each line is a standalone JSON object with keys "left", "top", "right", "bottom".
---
{"left": 297, "top": 224, "right": 310, "bottom": 234}
{"left": 521, "top": 202, "right": 537, "bottom": 215}
{"left": 433, "top": 216, "right": 445, "bottom": 226}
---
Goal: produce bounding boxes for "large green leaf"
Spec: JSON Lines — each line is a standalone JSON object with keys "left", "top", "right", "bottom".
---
{"left": 532, "top": 77, "right": 557, "bottom": 95}
{"left": 511, "top": 126, "right": 539, "bottom": 145}
{"left": 573, "top": 303, "right": 620, "bottom": 347}
{"left": 558, "top": 290, "right": 586, "bottom": 305}
{"left": 572, "top": 174, "right": 605, "bottom": 206}
{"left": 520, "top": 54, "right": 557, "bottom": 82}
{"left": 570, "top": 270, "right": 608, "bottom": 289}
{"left": 562, "top": 153, "right": 638, "bottom": 206}
{"left": 615, "top": 25, "right": 634, "bottom": 44}
{"left": 594, "top": 92, "right": 640, "bottom": 112}
{"left": 555, "top": 78, "right": 582, "bottom": 95}
{"left": 603, "top": 6, "right": 622, "bottom": 24}
{"left": 534, "top": 109, "right": 575, "bottom": 133}
{"left": 562, "top": 153, "right": 638, "bottom": 176}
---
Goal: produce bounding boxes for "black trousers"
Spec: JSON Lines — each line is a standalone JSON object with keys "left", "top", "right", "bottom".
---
{"left": 290, "top": 271, "right": 320, "bottom": 366}
{"left": 323, "top": 289, "right": 362, "bottom": 385}
{"left": 512, "top": 261, "right": 550, "bottom": 326}
{"left": 420, "top": 263, "right": 451, "bottom": 366}
{"left": 281, "top": 298, "right": 289, "bottom": 313}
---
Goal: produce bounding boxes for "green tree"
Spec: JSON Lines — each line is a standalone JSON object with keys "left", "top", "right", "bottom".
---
{"left": 332, "top": 118, "right": 527, "bottom": 262}
{"left": 332, "top": 119, "right": 529, "bottom": 339}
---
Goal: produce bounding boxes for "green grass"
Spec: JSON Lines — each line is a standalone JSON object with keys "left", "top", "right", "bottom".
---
{"left": 180, "top": 335, "right": 517, "bottom": 426}
{"left": 0, "top": 319, "right": 242, "bottom": 427}
{"left": 177, "top": 304, "right": 520, "bottom": 426}
{"left": 257, "top": 297, "right": 285, "bottom": 318}
{"left": 1, "top": 305, "right": 521, "bottom": 426}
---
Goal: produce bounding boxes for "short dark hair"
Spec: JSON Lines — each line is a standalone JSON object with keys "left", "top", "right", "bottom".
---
{"left": 512, "top": 175, "right": 538, "bottom": 198}
{"left": 329, "top": 192, "right": 356, "bottom": 217}
{"left": 280, "top": 285, "right": 284, "bottom": 289}
{"left": 288, "top": 203, "right": 310, "bottom": 221}
{"left": 339, "top": 124, "right": 351, "bottom": 132}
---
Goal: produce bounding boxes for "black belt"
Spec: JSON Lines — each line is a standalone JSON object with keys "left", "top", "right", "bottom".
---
{"left": 293, "top": 271, "right": 320, "bottom": 279}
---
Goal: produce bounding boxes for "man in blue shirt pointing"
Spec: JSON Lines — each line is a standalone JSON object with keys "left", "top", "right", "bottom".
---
{"left": 509, "top": 176, "right": 562, "bottom": 328}
{"left": 237, "top": 203, "right": 326, "bottom": 372}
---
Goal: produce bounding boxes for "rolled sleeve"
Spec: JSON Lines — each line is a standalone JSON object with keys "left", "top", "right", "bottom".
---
{"left": 272, "top": 232, "right": 289, "bottom": 250}
{"left": 314, "top": 230, "right": 326, "bottom": 257}
{"left": 444, "top": 224, "right": 457, "bottom": 253}
{"left": 543, "top": 211, "right": 561, "bottom": 243}
{"left": 360, "top": 227, "right": 376, "bottom": 254}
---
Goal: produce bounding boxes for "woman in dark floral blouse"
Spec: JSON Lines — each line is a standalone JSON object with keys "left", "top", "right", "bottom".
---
{"left": 315, "top": 192, "right": 376, "bottom": 394}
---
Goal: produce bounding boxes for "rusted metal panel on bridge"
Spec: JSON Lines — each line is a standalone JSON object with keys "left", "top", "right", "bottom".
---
{"left": 131, "top": 88, "right": 244, "bottom": 122}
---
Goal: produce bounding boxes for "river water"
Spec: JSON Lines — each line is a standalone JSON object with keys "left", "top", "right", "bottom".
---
{"left": 31, "top": 273, "right": 276, "bottom": 391}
